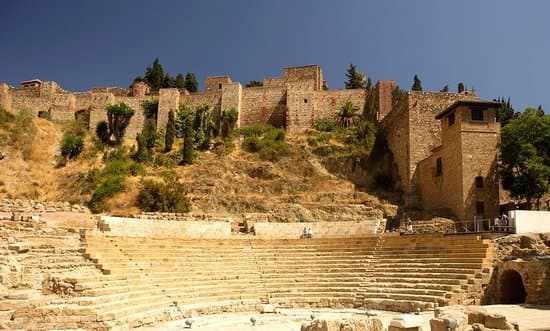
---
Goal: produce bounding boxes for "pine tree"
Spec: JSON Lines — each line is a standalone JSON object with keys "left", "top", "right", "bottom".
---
{"left": 345, "top": 63, "right": 366, "bottom": 89}
{"left": 164, "top": 110, "right": 176, "bottom": 152}
{"left": 144, "top": 58, "right": 164, "bottom": 91}
{"left": 184, "top": 73, "right": 198, "bottom": 92}
{"left": 440, "top": 85, "right": 449, "bottom": 92}
{"left": 411, "top": 74, "right": 423, "bottom": 91}
{"left": 175, "top": 74, "right": 185, "bottom": 89}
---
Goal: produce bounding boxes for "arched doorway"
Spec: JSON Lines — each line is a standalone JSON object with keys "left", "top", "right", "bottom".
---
{"left": 500, "top": 269, "right": 527, "bottom": 304}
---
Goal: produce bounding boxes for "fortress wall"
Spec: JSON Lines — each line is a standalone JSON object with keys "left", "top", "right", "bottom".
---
{"left": 74, "top": 93, "right": 93, "bottom": 111}
{"left": 179, "top": 90, "right": 223, "bottom": 127}
{"left": 114, "top": 96, "right": 148, "bottom": 141}
{"left": 241, "top": 86, "right": 287, "bottom": 128}
{"left": 89, "top": 93, "right": 115, "bottom": 132}
{"left": 91, "top": 87, "right": 129, "bottom": 97}
{"left": 0, "top": 83, "right": 11, "bottom": 112}
{"left": 220, "top": 82, "right": 242, "bottom": 127}
{"left": 376, "top": 80, "right": 396, "bottom": 121}
{"left": 285, "top": 80, "right": 316, "bottom": 132}
{"left": 313, "top": 89, "right": 366, "bottom": 122}
{"left": 51, "top": 93, "right": 76, "bottom": 122}
{"left": 157, "top": 89, "right": 179, "bottom": 130}
{"left": 407, "top": 92, "right": 477, "bottom": 195}
{"left": 262, "top": 77, "right": 287, "bottom": 88}
{"left": 283, "top": 65, "right": 322, "bottom": 90}
{"left": 11, "top": 92, "right": 52, "bottom": 116}
{"left": 381, "top": 96, "right": 411, "bottom": 194}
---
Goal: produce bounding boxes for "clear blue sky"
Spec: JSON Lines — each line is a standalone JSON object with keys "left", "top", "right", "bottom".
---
{"left": 1, "top": 0, "right": 549, "bottom": 112}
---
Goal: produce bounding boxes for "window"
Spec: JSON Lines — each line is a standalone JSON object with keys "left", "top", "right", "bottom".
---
{"left": 448, "top": 112, "right": 455, "bottom": 126}
{"left": 476, "top": 201, "right": 485, "bottom": 216}
{"left": 304, "top": 98, "right": 308, "bottom": 103}
{"left": 436, "top": 157, "right": 442, "bottom": 176}
{"left": 475, "top": 176, "right": 484, "bottom": 188}
{"left": 218, "top": 83, "right": 222, "bottom": 90}
{"left": 471, "top": 109, "right": 484, "bottom": 121}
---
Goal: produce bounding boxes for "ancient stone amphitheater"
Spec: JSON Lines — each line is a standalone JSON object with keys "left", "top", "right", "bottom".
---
{"left": 0, "top": 205, "right": 500, "bottom": 330}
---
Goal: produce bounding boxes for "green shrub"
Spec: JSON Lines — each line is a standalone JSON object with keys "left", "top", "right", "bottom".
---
{"left": 235, "top": 124, "right": 273, "bottom": 137}
{"left": 0, "top": 107, "right": 14, "bottom": 128}
{"left": 66, "top": 118, "right": 88, "bottom": 137}
{"left": 96, "top": 121, "right": 109, "bottom": 143}
{"left": 315, "top": 118, "right": 336, "bottom": 132}
{"left": 241, "top": 126, "right": 288, "bottom": 161}
{"left": 88, "top": 176, "right": 125, "bottom": 213}
{"left": 137, "top": 179, "right": 190, "bottom": 213}
{"left": 60, "top": 134, "right": 84, "bottom": 159}
{"left": 38, "top": 109, "right": 52, "bottom": 121}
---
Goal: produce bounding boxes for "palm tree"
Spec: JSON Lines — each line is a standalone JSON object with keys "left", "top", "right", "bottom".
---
{"left": 336, "top": 100, "right": 361, "bottom": 128}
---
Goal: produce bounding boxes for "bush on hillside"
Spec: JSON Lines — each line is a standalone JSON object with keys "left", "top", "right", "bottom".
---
{"left": 137, "top": 179, "right": 190, "bottom": 213}
{"left": 60, "top": 133, "right": 84, "bottom": 159}
{"left": 315, "top": 118, "right": 336, "bottom": 132}
{"left": 88, "top": 176, "right": 126, "bottom": 213}
{"left": 239, "top": 124, "right": 288, "bottom": 162}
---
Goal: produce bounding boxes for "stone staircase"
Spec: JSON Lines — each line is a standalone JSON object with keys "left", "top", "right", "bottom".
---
{"left": 0, "top": 220, "right": 107, "bottom": 330}
{"left": 360, "top": 234, "right": 493, "bottom": 312}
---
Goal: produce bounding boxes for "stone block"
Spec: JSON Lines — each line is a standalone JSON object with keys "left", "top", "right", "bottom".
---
{"left": 389, "top": 314, "right": 424, "bottom": 328}
{"left": 485, "top": 313, "right": 514, "bottom": 330}
{"left": 260, "top": 304, "right": 276, "bottom": 313}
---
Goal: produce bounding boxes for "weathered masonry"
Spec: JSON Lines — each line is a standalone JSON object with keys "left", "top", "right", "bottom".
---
{"left": 0, "top": 65, "right": 501, "bottom": 224}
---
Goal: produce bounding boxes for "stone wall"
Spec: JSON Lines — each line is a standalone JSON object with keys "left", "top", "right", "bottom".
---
{"left": 99, "top": 216, "right": 231, "bottom": 239}
{"left": 241, "top": 86, "right": 287, "bottom": 127}
{"left": 0, "top": 199, "right": 90, "bottom": 214}
{"left": 419, "top": 104, "right": 500, "bottom": 223}
{"left": 381, "top": 91, "right": 478, "bottom": 207}
{"left": 252, "top": 219, "right": 385, "bottom": 238}
{"left": 205, "top": 76, "right": 232, "bottom": 92}
{"left": 0, "top": 83, "right": 11, "bottom": 111}
{"left": 313, "top": 89, "right": 367, "bottom": 123}
{"left": 375, "top": 80, "right": 396, "bottom": 121}
{"left": 283, "top": 65, "right": 323, "bottom": 91}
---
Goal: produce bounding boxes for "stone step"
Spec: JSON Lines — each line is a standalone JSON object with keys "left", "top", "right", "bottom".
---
{"left": 372, "top": 267, "right": 482, "bottom": 274}
{"left": 363, "top": 298, "right": 436, "bottom": 313}
{"left": 373, "top": 276, "right": 466, "bottom": 286}
{"left": 360, "top": 286, "right": 451, "bottom": 297}
{"left": 370, "top": 272, "right": 469, "bottom": 279}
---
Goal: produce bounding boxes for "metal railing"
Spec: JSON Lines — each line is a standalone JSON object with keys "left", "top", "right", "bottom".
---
{"left": 453, "top": 216, "right": 516, "bottom": 234}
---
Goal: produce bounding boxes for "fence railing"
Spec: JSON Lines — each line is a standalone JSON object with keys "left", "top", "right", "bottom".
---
{"left": 453, "top": 217, "right": 516, "bottom": 234}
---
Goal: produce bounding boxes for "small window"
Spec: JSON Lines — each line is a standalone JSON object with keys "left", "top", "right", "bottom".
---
{"left": 436, "top": 157, "right": 442, "bottom": 176}
{"left": 218, "top": 83, "right": 222, "bottom": 89}
{"left": 475, "top": 176, "right": 484, "bottom": 188}
{"left": 304, "top": 98, "right": 308, "bottom": 103}
{"left": 471, "top": 109, "right": 484, "bottom": 121}
{"left": 476, "top": 201, "right": 485, "bottom": 216}
{"left": 448, "top": 112, "right": 455, "bottom": 126}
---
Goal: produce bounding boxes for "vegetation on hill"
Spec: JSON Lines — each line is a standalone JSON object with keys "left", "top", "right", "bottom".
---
{"left": 344, "top": 63, "right": 368, "bottom": 89}
{"left": 500, "top": 107, "right": 550, "bottom": 210}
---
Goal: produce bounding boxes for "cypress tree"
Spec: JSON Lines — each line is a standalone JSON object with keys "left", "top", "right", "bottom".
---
{"left": 144, "top": 58, "right": 165, "bottom": 91}
{"left": 175, "top": 74, "right": 185, "bottom": 89}
{"left": 458, "top": 82, "right": 465, "bottom": 93}
{"left": 165, "top": 110, "right": 176, "bottom": 152}
{"left": 411, "top": 74, "right": 423, "bottom": 91}
{"left": 184, "top": 73, "right": 198, "bottom": 92}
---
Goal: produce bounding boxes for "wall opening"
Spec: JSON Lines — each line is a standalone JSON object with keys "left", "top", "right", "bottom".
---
{"left": 75, "top": 108, "right": 91, "bottom": 128}
{"left": 499, "top": 269, "right": 527, "bottom": 304}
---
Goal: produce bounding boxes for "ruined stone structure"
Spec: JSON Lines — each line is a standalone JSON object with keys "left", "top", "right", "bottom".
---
{"left": 0, "top": 65, "right": 501, "bottom": 223}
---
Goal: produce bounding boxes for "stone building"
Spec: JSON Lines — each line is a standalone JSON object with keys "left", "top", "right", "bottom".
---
{"left": 418, "top": 100, "right": 501, "bottom": 227}
{"left": 0, "top": 65, "right": 501, "bottom": 224}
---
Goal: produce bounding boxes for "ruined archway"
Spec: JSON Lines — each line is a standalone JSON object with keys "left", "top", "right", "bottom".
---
{"left": 499, "top": 269, "right": 527, "bottom": 304}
